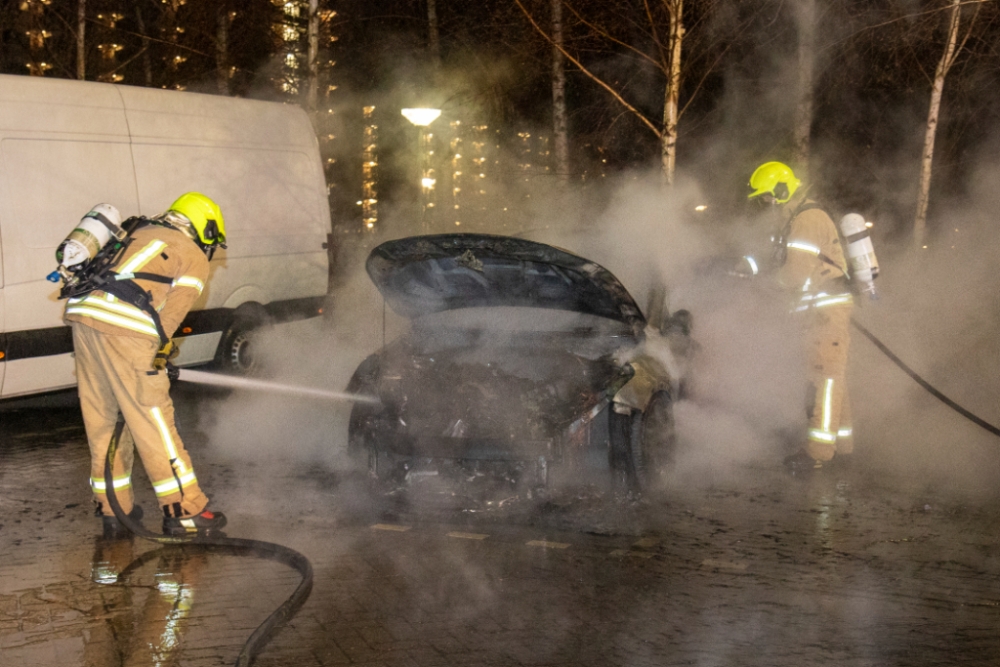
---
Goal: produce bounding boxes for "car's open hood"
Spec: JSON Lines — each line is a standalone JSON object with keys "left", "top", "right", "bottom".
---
{"left": 366, "top": 234, "right": 645, "bottom": 327}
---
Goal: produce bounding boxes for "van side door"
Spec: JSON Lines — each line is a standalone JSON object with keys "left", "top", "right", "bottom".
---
{"left": 0, "top": 78, "right": 139, "bottom": 398}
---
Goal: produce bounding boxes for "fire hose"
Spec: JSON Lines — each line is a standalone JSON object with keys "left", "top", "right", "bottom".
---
{"left": 852, "top": 318, "right": 1000, "bottom": 438}
{"left": 103, "top": 413, "right": 314, "bottom": 667}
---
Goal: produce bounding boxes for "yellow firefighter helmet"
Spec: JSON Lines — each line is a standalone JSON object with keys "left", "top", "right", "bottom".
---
{"left": 168, "top": 192, "right": 226, "bottom": 250}
{"left": 748, "top": 161, "right": 801, "bottom": 204}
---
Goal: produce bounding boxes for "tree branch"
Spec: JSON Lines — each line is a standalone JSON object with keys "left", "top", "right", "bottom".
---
{"left": 679, "top": 42, "right": 731, "bottom": 120}
{"left": 562, "top": 1, "right": 662, "bottom": 70}
{"left": 644, "top": 0, "right": 668, "bottom": 70}
{"left": 514, "top": 0, "right": 662, "bottom": 137}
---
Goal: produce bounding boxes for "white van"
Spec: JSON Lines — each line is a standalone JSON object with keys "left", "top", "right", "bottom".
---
{"left": 0, "top": 74, "right": 332, "bottom": 399}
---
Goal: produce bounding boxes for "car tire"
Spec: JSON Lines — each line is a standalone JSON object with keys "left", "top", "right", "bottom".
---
{"left": 214, "top": 312, "right": 267, "bottom": 375}
{"left": 348, "top": 403, "right": 376, "bottom": 462}
{"left": 608, "top": 407, "right": 640, "bottom": 497}
{"left": 634, "top": 390, "right": 676, "bottom": 490}
{"left": 348, "top": 403, "right": 410, "bottom": 490}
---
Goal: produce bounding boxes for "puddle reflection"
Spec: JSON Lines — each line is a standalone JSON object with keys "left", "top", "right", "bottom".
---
{"left": 89, "top": 537, "right": 208, "bottom": 667}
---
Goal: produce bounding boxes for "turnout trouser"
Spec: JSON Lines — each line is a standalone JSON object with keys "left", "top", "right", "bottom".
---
{"left": 802, "top": 304, "right": 854, "bottom": 461}
{"left": 72, "top": 323, "right": 209, "bottom": 518}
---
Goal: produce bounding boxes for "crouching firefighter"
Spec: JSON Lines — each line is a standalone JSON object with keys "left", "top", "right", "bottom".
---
{"left": 56, "top": 193, "right": 229, "bottom": 535}
{"left": 745, "top": 162, "right": 855, "bottom": 474}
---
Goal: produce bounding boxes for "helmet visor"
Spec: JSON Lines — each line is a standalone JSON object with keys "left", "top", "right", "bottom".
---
{"left": 202, "top": 219, "right": 227, "bottom": 248}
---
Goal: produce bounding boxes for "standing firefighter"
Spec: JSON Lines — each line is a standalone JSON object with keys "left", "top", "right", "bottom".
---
{"left": 63, "top": 193, "right": 229, "bottom": 535}
{"left": 746, "top": 162, "right": 854, "bottom": 474}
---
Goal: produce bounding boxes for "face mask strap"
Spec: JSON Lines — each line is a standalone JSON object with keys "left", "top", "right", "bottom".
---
{"left": 773, "top": 182, "right": 790, "bottom": 202}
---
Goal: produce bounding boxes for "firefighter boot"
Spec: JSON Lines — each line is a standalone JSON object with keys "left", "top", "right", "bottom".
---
{"left": 99, "top": 504, "right": 144, "bottom": 540}
{"left": 783, "top": 449, "right": 823, "bottom": 476}
{"left": 163, "top": 508, "right": 228, "bottom": 536}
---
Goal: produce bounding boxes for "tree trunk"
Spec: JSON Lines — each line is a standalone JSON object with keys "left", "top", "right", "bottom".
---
{"left": 550, "top": 0, "right": 568, "bottom": 183}
{"left": 76, "top": 0, "right": 85, "bottom": 80}
{"left": 307, "top": 0, "right": 320, "bottom": 114}
{"left": 135, "top": 4, "right": 153, "bottom": 87}
{"left": 661, "top": 0, "right": 683, "bottom": 186}
{"left": 427, "top": 0, "right": 441, "bottom": 67}
{"left": 791, "top": 0, "right": 816, "bottom": 181}
{"left": 216, "top": 5, "right": 231, "bottom": 95}
{"left": 914, "top": 0, "right": 962, "bottom": 248}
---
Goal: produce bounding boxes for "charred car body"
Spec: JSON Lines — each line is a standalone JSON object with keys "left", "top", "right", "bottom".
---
{"left": 346, "top": 234, "right": 692, "bottom": 495}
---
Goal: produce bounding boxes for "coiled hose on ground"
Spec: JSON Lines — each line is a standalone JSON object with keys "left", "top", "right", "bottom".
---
{"left": 103, "top": 414, "right": 314, "bottom": 667}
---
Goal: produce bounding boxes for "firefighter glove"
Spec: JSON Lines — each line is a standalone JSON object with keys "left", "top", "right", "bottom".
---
{"left": 153, "top": 340, "right": 179, "bottom": 372}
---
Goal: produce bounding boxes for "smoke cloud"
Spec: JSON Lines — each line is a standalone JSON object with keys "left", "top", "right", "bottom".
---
{"left": 189, "top": 15, "right": 1000, "bottom": 531}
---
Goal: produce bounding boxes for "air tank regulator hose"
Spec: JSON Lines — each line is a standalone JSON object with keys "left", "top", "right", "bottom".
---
{"left": 852, "top": 319, "right": 1000, "bottom": 438}
{"left": 103, "top": 414, "right": 314, "bottom": 666}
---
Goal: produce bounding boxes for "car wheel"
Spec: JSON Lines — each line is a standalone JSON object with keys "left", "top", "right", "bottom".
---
{"left": 608, "top": 406, "right": 640, "bottom": 497}
{"left": 634, "top": 391, "right": 676, "bottom": 489}
{"left": 366, "top": 446, "right": 411, "bottom": 489}
{"left": 349, "top": 405, "right": 410, "bottom": 489}
{"left": 215, "top": 314, "right": 266, "bottom": 375}
{"left": 348, "top": 403, "right": 374, "bottom": 462}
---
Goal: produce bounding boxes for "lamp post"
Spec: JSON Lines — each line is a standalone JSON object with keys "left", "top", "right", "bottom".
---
{"left": 401, "top": 108, "right": 441, "bottom": 234}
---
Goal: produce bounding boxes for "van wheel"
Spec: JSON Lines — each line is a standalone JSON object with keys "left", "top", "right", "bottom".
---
{"left": 216, "top": 316, "right": 263, "bottom": 375}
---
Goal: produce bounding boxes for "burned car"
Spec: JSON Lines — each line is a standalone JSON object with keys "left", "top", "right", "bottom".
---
{"left": 346, "top": 234, "right": 693, "bottom": 496}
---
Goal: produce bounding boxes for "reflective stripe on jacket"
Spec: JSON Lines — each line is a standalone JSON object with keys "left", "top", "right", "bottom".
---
{"left": 64, "top": 224, "right": 209, "bottom": 341}
{"left": 777, "top": 198, "right": 852, "bottom": 312}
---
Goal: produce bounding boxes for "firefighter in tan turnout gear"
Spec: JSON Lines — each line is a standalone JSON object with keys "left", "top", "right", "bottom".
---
{"left": 746, "top": 162, "right": 854, "bottom": 474}
{"left": 63, "top": 193, "right": 228, "bottom": 535}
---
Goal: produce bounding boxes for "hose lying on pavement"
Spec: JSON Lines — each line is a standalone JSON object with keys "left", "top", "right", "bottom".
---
{"left": 852, "top": 318, "right": 1000, "bottom": 438}
{"left": 104, "top": 414, "right": 314, "bottom": 667}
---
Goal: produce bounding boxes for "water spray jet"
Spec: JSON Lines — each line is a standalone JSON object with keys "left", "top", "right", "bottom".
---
{"left": 175, "top": 368, "right": 381, "bottom": 405}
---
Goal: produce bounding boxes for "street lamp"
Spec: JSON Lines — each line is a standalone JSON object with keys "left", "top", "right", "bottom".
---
{"left": 401, "top": 108, "right": 441, "bottom": 234}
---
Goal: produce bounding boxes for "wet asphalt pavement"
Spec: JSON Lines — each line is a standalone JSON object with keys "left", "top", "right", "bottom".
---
{"left": 2, "top": 388, "right": 1000, "bottom": 667}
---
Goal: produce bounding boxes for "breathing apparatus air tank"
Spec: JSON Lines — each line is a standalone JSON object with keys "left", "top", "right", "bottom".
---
{"left": 48, "top": 204, "right": 124, "bottom": 283}
{"left": 839, "top": 213, "right": 880, "bottom": 299}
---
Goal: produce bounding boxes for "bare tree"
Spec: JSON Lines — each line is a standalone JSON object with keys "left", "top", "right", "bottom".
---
{"left": 216, "top": 5, "right": 234, "bottom": 94}
{"left": 791, "top": 0, "right": 816, "bottom": 180}
{"left": 428, "top": 0, "right": 441, "bottom": 68}
{"left": 913, "top": 0, "right": 982, "bottom": 247}
{"left": 514, "top": 0, "right": 730, "bottom": 186}
{"left": 76, "top": 0, "right": 85, "bottom": 80}
{"left": 134, "top": 3, "right": 154, "bottom": 86}
{"left": 306, "top": 0, "right": 320, "bottom": 112}
{"left": 551, "top": 0, "right": 569, "bottom": 183}
{"left": 661, "top": 0, "right": 683, "bottom": 186}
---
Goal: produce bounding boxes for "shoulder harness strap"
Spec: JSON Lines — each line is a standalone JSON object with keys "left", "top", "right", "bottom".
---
{"left": 60, "top": 216, "right": 177, "bottom": 345}
{"left": 99, "top": 276, "right": 170, "bottom": 345}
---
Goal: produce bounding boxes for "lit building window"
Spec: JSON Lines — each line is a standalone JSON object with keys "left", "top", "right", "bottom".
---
{"left": 97, "top": 43, "right": 123, "bottom": 59}
{"left": 26, "top": 61, "right": 53, "bottom": 76}
{"left": 25, "top": 29, "right": 51, "bottom": 50}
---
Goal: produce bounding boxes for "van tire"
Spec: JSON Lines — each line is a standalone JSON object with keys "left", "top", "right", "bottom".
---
{"left": 215, "top": 314, "right": 266, "bottom": 375}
